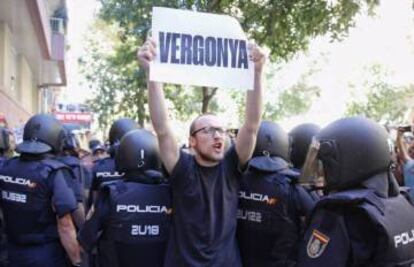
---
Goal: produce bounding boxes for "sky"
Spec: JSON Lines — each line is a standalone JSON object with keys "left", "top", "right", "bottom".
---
{"left": 64, "top": 0, "right": 414, "bottom": 132}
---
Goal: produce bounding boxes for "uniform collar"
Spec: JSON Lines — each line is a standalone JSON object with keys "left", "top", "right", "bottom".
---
{"left": 123, "top": 170, "right": 165, "bottom": 184}
{"left": 248, "top": 156, "right": 299, "bottom": 177}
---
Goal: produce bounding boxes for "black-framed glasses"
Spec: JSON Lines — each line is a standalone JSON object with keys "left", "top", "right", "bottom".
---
{"left": 191, "top": 126, "right": 226, "bottom": 137}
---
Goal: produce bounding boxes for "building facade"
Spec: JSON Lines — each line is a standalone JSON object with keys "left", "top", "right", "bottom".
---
{"left": 0, "top": 0, "right": 67, "bottom": 129}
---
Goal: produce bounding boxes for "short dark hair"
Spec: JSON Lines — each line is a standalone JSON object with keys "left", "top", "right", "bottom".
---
{"left": 189, "top": 113, "right": 217, "bottom": 136}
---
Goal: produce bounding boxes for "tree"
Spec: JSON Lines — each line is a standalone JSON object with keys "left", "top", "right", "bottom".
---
{"left": 79, "top": 21, "right": 148, "bottom": 129}
{"left": 99, "top": 0, "right": 379, "bottom": 61}
{"left": 264, "top": 80, "right": 321, "bottom": 121}
{"left": 84, "top": 0, "right": 380, "bottom": 125}
{"left": 345, "top": 64, "right": 414, "bottom": 124}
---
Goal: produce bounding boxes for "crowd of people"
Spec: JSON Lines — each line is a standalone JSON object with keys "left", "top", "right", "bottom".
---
{"left": 0, "top": 38, "right": 412, "bottom": 267}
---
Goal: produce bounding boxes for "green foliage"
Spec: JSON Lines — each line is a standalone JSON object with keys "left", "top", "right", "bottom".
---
{"left": 99, "top": 0, "right": 379, "bottom": 61}
{"left": 264, "top": 78, "right": 321, "bottom": 121}
{"left": 83, "top": 0, "right": 379, "bottom": 128}
{"left": 80, "top": 24, "right": 147, "bottom": 129}
{"left": 225, "top": 67, "right": 321, "bottom": 125}
{"left": 80, "top": 22, "right": 217, "bottom": 129}
{"left": 345, "top": 64, "right": 414, "bottom": 124}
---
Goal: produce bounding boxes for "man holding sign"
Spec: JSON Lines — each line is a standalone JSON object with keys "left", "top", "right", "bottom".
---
{"left": 137, "top": 7, "right": 265, "bottom": 267}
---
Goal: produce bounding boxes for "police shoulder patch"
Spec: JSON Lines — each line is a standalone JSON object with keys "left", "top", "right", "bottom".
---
{"left": 307, "top": 229, "right": 330, "bottom": 258}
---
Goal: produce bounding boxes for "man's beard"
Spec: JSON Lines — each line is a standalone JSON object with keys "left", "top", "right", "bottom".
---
{"left": 197, "top": 149, "right": 223, "bottom": 163}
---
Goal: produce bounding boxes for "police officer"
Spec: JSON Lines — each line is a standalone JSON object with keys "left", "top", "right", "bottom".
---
{"left": 87, "top": 118, "right": 139, "bottom": 267}
{"left": 0, "top": 114, "right": 81, "bottom": 267}
{"left": 79, "top": 129, "right": 172, "bottom": 267}
{"left": 289, "top": 123, "right": 321, "bottom": 171}
{"left": 58, "top": 124, "right": 89, "bottom": 230}
{"left": 237, "top": 121, "right": 317, "bottom": 267}
{"left": 89, "top": 118, "right": 139, "bottom": 205}
{"left": 88, "top": 139, "right": 101, "bottom": 153}
{"left": 289, "top": 123, "right": 323, "bottom": 196}
{"left": 297, "top": 116, "right": 414, "bottom": 266}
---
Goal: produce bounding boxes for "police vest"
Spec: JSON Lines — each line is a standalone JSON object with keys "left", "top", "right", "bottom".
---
{"left": 102, "top": 178, "right": 172, "bottom": 267}
{"left": 59, "top": 155, "right": 87, "bottom": 193}
{"left": 0, "top": 157, "right": 6, "bottom": 168}
{"left": 0, "top": 157, "right": 69, "bottom": 245}
{"left": 92, "top": 157, "right": 124, "bottom": 190}
{"left": 315, "top": 189, "right": 414, "bottom": 266}
{"left": 58, "top": 155, "right": 82, "bottom": 184}
{"left": 237, "top": 156, "right": 313, "bottom": 266}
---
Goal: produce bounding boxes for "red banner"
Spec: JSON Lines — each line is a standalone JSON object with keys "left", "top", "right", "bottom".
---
{"left": 54, "top": 112, "right": 92, "bottom": 124}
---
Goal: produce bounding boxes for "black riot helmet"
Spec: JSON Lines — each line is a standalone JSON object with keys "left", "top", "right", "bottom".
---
{"left": 89, "top": 139, "right": 101, "bottom": 151}
{"left": 306, "top": 116, "right": 392, "bottom": 192}
{"left": 0, "top": 127, "right": 10, "bottom": 153}
{"left": 16, "top": 114, "right": 64, "bottom": 154}
{"left": 253, "top": 121, "right": 290, "bottom": 161}
{"left": 115, "top": 129, "right": 161, "bottom": 173}
{"left": 108, "top": 118, "right": 139, "bottom": 146}
{"left": 289, "top": 123, "right": 321, "bottom": 169}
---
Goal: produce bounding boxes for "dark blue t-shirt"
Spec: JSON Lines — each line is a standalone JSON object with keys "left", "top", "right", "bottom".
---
{"left": 164, "top": 146, "right": 242, "bottom": 267}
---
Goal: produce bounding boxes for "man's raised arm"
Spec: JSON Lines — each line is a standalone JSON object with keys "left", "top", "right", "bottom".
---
{"left": 236, "top": 44, "right": 266, "bottom": 167}
{"left": 137, "top": 39, "right": 179, "bottom": 174}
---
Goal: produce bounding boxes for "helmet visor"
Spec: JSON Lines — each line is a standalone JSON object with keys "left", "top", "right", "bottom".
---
{"left": 299, "top": 137, "right": 324, "bottom": 187}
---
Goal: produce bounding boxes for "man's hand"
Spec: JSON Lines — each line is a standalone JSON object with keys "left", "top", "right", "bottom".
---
{"left": 137, "top": 39, "right": 157, "bottom": 72}
{"left": 248, "top": 43, "right": 267, "bottom": 73}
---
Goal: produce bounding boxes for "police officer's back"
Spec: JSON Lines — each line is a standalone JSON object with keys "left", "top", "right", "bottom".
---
{"left": 0, "top": 114, "right": 81, "bottom": 267}
{"left": 87, "top": 118, "right": 139, "bottom": 267}
{"left": 237, "top": 121, "right": 317, "bottom": 267}
{"left": 297, "top": 116, "right": 414, "bottom": 266}
{"left": 57, "top": 124, "right": 89, "bottom": 230}
{"left": 89, "top": 118, "right": 139, "bottom": 204}
{"left": 79, "top": 129, "right": 172, "bottom": 267}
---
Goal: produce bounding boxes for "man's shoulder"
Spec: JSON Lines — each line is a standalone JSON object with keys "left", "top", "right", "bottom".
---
{"left": 176, "top": 149, "right": 194, "bottom": 167}
{"left": 169, "top": 150, "right": 194, "bottom": 177}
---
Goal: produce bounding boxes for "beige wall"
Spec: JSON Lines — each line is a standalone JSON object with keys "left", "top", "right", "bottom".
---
{"left": 0, "top": 22, "right": 33, "bottom": 127}
{"left": 0, "top": 1, "right": 67, "bottom": 128}
{"left": 0, "top": 22, "right": 13, "bottom": 93}
{"left": 17, "top": 54, "right": 35, "bottom": 113}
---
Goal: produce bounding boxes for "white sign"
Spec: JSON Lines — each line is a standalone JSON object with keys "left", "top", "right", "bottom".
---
{"left": 150, "top": 7, "right": 254, "bottom": 90}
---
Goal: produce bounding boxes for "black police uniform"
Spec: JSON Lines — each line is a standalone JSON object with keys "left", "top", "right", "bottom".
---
{"left": 90, "top": 157, "right": 124, "bottom": 193}
{"left": 0, "top": 156, "right": 77, "bottom": 267}
{"left": 298, "top": 187, "right": 414, "bottom": 266}
{"left": 78, "top": 172, "right": 172, "bottom": 267}
{"left": 297, "top": 116, "right": 414, "bottom": 266}
{"left": 0, "top": 157, "right": 5, "bottom": 168}
{"left": 237, "top": 156, "right": 317, "bottom": 267}
{"left": 88, "top": 117, "right": 138, "bottom": 206}
{"left": 59, "top": 155, "right": 89, "bottom": 205}
{"left": 87, "top": 154, "right": 123, "bottom": 267}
